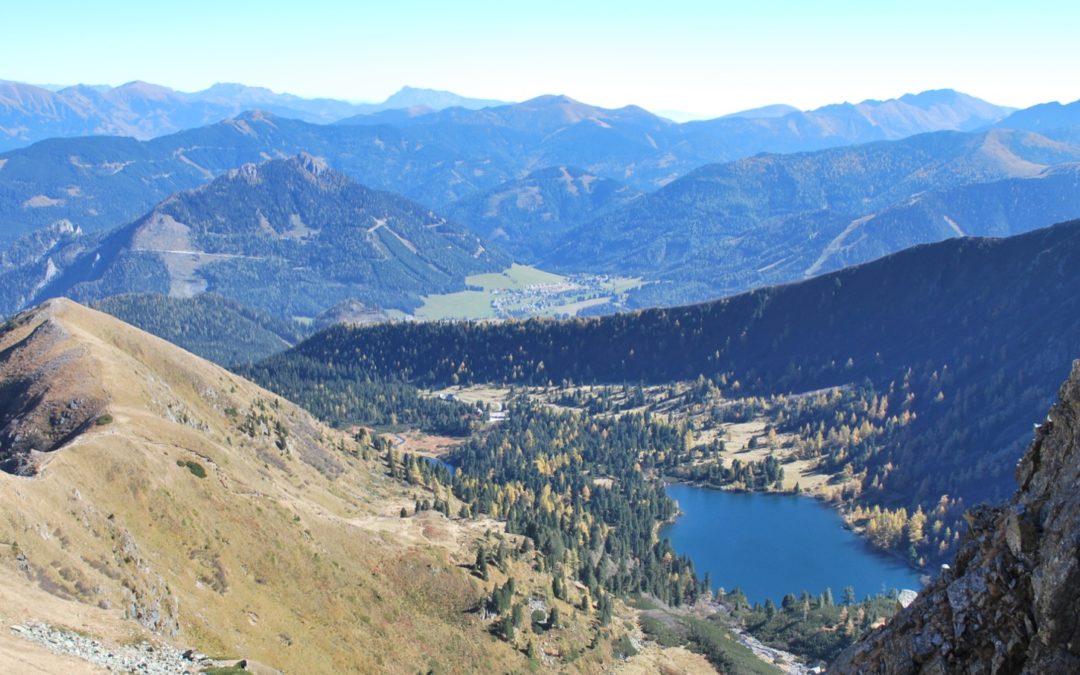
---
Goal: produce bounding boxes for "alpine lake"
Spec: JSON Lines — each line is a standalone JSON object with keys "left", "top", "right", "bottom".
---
{"left": 661, "top": 483, "right": 923, "bottom": 604}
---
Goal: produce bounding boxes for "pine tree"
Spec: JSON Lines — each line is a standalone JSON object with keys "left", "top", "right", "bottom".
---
{"left": 843, "top": 585, "right": 857, "bottom": 605}
{"left": 821, "top": 587, "right": 834, "bottom": 607}
{"left": 496, "top": 614, "right": 514, "bottom": 641}
{"left": 475, "top": 546, "right": 489, "bottom": 580}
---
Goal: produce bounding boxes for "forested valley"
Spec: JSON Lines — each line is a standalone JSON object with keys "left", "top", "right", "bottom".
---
{"left": 231, "top": 218, "right": 1080, "bottom": 668}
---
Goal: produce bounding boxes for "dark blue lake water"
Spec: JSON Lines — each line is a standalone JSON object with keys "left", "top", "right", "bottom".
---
{"left": 661, "top": 483, "right": 921, "bottom": 604}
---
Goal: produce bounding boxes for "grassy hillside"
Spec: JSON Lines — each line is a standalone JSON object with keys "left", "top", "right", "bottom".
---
{"left": 417, "top": 263, "right": 640, "bottom": 320}
{"left": 0, "top": 299, "right": 655, "bottom": 673}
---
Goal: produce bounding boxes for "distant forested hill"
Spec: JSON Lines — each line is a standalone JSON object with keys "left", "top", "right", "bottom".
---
{"left": 1, "top": 154, "right": 506, "bottom": 319}
{"left": 444, "top": 166, "right": 642, "bottom": 262}
{"left": 549, "top": 130, "right": 1080, "bottom": 305}
{"left": 92, "top": 293, "right": 304, "bottom": 365}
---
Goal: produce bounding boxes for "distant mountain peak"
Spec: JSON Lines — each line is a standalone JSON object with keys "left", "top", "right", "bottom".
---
{"left": 223, "top": 154, "right": 337, "bottom": 188}
{"left": 292, "top": 152, "right": 332, "bottom": 178}
{"left": 233, "top": 107, "right": 275, "bottom": 120}
{"left": 897, "top": 88, "right": 972, "bottom": 107}
{"left": 381, "top": 85, "right": 505, "bottom": 111}
{"left": 722, "top": 103, "right": 800, "bottom": 120}
{"left": 114, "top": 80, "right": 176, "bottom": 98}
{"left": 393, "top": 85, "right": 437, "bottom": 95}
{"left": 524, "top": 94, "right": 581, "bottom": 107}
{"left": 200, "top": 82, "right": 276, "bottom": 96}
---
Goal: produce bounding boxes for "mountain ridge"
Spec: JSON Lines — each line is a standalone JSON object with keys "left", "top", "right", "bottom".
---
{"left": 0, "top": 88, "right": 1037, "bottom": 251}
{"left": 0, "top": 297, "right": 530, "bottom": 672}
{"left": 0, "top": 80, "right": 509, "bottom": 151}
{"left": 549, "top": 128, "right": 1080, "bottom": 304}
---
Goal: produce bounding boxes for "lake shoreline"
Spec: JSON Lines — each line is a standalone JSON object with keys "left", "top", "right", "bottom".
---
{"left": 659, "top": 482, "right": 923, "bottom": 604}
{"left": 660, "top": 476, "right": 929, "bottom": 579}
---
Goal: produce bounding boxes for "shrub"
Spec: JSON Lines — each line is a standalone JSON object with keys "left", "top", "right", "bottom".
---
{"left": 613, "top": 633, "right": 639, "bottom": 659}
{"left": 177, "top": 459, "right": 207, "bottom": 478}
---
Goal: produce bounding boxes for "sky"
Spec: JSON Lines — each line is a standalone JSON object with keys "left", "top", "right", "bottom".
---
{"left": 4, "top": 0, "right": 1078, "bottom": 116}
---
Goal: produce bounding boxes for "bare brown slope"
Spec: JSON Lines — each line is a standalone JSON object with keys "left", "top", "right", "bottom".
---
{"left": 0, "top": 299, "right": 523, "bottom": 673}
{"left": 0, "top": 306, "right": 107, "bottom": 475}
{"left": 833, "top": 362, "right": 1080, "bottom": 673}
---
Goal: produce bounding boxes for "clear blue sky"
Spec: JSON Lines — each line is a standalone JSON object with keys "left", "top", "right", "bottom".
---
{"left": 5, "top": 0, "right": 1078, "bottom": 115}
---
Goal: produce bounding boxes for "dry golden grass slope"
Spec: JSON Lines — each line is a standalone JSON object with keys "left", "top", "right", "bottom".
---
{"left": 0, "top": 298, "right": 530, "bottom": 673}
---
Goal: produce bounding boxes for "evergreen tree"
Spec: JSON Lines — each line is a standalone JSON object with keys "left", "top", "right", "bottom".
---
{"left": 548, "top": 606, "right": 561, "bottom": 629}
{"left": 843, "top": 586, "right": 857, "bottom": 605}
{"left": 475, "top": 546, "right": 489, "bottom": 580}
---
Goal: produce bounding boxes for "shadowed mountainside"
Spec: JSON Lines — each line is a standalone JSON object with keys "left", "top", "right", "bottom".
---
{"left": 834, "top": 362, "right": 1080, "bottom": 673}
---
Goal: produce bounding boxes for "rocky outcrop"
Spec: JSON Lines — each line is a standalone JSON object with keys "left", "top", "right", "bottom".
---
{"left": 833, "top": 361, "right": 1080, "bottom": 673}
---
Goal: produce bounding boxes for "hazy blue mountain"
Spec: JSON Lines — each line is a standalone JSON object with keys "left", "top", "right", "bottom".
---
{"left": 679, "top": 89, "right": 1014, "bottom": 160}
{"left": 0, "top": 120, "right": 267, "bottom": 246}
{"left": 0, "top": 154, "right": 507, "bottom": 319}
{"left": 0, "top": 80, "right": 367, "bottom": 150}
{"left": 0, "top": 81, "right": 1017, "bottom": 160}
{"left": 0, "top": 100, "right": 683, "bottom": 245}
{"left": 188, "top": 82, "right": 369, "bottom": 121}
{"left": 335, "top": 105, "right": 437, "bottom": 126}
{"left": 308, "top": 90, "right": 1020, "bottom": 198}
{"left": 357, "top": 85, "right": 504, "bottom": 112}
{"left": 549, "top": 129, "right": 1080, "bottom": 305}
{"left": 721, "top": 103, "right": 800, "bottom": 119}
{"left": 0, "top": 89, "right": 1034, "bottom": 253}
{"left": 0, "top": 109, "right": 537, "bottom": 246}
{"left": 995, "top": 98, "right": 1080, "bottom": 133}
{"left": 444, "top": 165, "right": 643, "bottom": 262}
{"left": 0, "top": 80, "right": 506, "bottom": 152}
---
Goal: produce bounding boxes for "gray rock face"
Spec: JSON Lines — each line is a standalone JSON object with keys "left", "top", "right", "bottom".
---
{"left": 833, "top": 362, "right": 1080, "bottom": 673}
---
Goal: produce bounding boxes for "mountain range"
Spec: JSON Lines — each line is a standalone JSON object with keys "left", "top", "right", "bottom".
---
{"left": 1, "top": 90, "right": 1079, "bottom": 319}
{"left": 0, "top": 80, "right": 507, "bottom": 151}
{"left": 676, "top": 89, "right": 1014, "bottom": 157}
{"left": 0, "top": 154, "right": 506, "bottom": 319}
{"left": 337, "top": 85, "right": 506, "bottom": 121}
{"left": 549, "top": 128, "right": 1080, "bottom": 304}
{"left": 0, "top": 88, "right": 1042, "bottom": 249}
